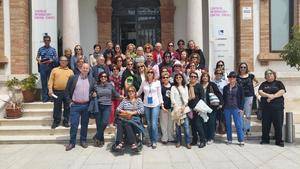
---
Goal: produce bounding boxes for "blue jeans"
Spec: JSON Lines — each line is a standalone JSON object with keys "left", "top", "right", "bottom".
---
{"left": 144, "top": 106, "right": 160, "bottom": 144}
{"left": 176, "top": 118, "right": 191, "bottom": 144}
{"left": 243, "top": 96, "right": 253, "bottom": 132}
{"left": 224, "top": 108, "right": 244, "bottom": 142}
{"left": 53, "top": 90, "right": 70, "bottom": 124}
{"left": 69, "top": 103, "right": 89, "bottom": 145}
{"left": 39, "top": 67, "right": 51, "bottom": 102}
{"left": 94, "top": 104, "right": 111, "bottom": 141}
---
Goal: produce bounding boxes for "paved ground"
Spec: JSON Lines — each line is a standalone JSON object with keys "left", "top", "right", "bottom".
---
{"left": 0, "top": 140, "right": 299, "bottom": 169}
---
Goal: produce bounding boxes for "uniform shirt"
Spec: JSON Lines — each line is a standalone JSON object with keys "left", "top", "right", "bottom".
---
{"left": 48, "top": 66, "right": 74, "bottom": 90}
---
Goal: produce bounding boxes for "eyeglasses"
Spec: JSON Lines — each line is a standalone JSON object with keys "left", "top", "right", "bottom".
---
{"left": 162, "top": 76, "right": 169, "bottom": 79}
{"left": 138, "top": 65, "right": 145, "bottom": 68}
{"left": 75, "top": 48, "right": 82, "bottom": 51}
{"left": 148, "top": 71, "right": 154, "bottom": 74}
{"left": 192, "top": 56, "right": 198, "bottom": 59}
{"left": 175, "top": 76, "right": 182, "bottom": 79}
{"left": 101, "top": 75, "right": 107, "bottom": 78}
{"left": 128, "top": 90, "right": 135, "bottom": 93}
{"left": 217, "top": 64, "right": 224, "bottom": 67}
{"left": 168, "top": 44, "right": 174, "bottom": 47}
{"left": 240, "top": 66, "right": 247, "bottom": 69}
{"left": 113, "top": 68, "right": 119, "bottom": 71}
{"left": 127, "top": 63, "right": 133, "bottom": 66}
{"left": 189, "top": 76, "right": 197, "bottom": 78}
{"left": 227, "top": 76, "right": 236, "bottom": 78}
{"left": 146, "top": 47, "right": 151, "bottom": 49}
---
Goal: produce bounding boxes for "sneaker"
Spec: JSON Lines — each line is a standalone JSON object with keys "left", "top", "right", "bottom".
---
{"left": 186, "top": 144, "right": 191, "bottom": 149}
{"left": 238, "top": 142, "right": 245, "bottom": 147}
{"left": 152, "top": 143, "right": 157, "bottom": 149}
{"left": 198, "top": 142, "right": 206, "bottom": 148}
{"left": 65, "top": 144, "right": 75, "bottom": 151}
{"left": 226, "top": 140, "right": 232, "bottom": 145}
{"left": 207, "top": 140, "right": 214, "bottom": 145}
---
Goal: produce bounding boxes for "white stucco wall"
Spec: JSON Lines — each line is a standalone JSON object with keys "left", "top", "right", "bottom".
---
{"left": 174, "top": 0, "right": 187, "bottom": 44}
{"left": 253, "top": 0, "right": 300, "bottom": 78}
{"left": 79, "top": 0, "right": 98, "bottom": 55}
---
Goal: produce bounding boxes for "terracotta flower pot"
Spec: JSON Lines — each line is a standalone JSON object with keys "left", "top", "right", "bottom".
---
{"left": 22, "top": 89, "right": 36, "bottom": 103}
{"left": 5, "top": 106, "right": 22, "bottom": 119}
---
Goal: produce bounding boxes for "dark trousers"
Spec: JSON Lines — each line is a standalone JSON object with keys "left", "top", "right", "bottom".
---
{"left": 69, "top": 103, "right": 89, "bottom": 144}
{"left": 53, "top": 90, "right": 70, "bottom": 124}
{"left": 205, "top": 110, "right": 217, "bottom": 140}
{"left": 40, "top": 67, "right": 51, "bottom": 102}
{"left": 94, "top": 104, "right": 111, "bottom": 141}
{"left": 115, "top": 118, "right": 136, "bottom": 145}
{"left": 262, "top": 107, "right": 284, "bottom": 143}
{"left": 190, "top": 113, "right": 206, "bottom": 143}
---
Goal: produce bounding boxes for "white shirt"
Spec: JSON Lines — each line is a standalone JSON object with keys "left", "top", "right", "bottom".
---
{"left": 137, "top": 80, "right": 163, "bottom": 107}
{"left": 170, "top": 85, "right": 188, "bottom": 107}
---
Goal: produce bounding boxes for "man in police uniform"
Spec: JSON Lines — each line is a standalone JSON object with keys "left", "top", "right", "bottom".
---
{"left": 36, "top": 34, "right": 58, "bottom": 102}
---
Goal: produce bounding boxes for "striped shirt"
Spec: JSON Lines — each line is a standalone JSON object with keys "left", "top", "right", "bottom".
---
{"left": 117, "top": 98, "right": 144, "bottom": 115}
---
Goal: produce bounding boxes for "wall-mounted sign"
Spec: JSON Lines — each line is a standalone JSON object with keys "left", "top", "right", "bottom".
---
{"left": 242, "top": 7, "right": 252, "bottom": 20}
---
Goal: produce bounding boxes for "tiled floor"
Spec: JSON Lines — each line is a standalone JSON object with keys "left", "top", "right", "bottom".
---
{"left": 0, "top": 140, "right": 299, "bottom": 169}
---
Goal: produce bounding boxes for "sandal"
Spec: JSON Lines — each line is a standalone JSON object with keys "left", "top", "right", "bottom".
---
{"left": 115, "top": 142, "right": 124, "bottom": 151}
{"left": 131, "top": 143, "right": 138, "bottom": 151}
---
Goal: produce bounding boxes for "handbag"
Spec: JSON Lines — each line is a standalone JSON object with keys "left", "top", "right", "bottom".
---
{"left": 209, "top": 85, "right": 220, "bottom": 106}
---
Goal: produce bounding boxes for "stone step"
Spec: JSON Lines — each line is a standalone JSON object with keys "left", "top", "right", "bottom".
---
{"left": 22, "top": 108, "right": 53, "bottom": 117}
{"left": 22, "top": 102, "right": 53, "bottom": 110}
{"left": 0, "top": 134, "right": 115, "bottom": 144}
{"left": 0, "top": 125, "right": 116, "bottom": 136}
{"left": 0, "top": 116, "right": 52, "bottom": 126}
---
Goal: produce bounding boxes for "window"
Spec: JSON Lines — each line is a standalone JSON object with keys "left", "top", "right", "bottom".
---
{"left": 270, "top": 0, "right": 294, "bottom": 52}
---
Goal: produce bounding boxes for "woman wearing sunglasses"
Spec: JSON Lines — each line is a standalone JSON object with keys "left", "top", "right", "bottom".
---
{"left": 237, "top": 62, "right": 259, "bottom": 135}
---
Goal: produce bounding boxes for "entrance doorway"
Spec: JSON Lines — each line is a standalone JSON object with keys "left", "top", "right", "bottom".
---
{"left": 112, "top": 0, "right": 161, "bottom": 52}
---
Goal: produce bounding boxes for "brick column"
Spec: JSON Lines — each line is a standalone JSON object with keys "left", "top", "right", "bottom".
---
{"left": 160, "top": 0, "right": 175, "bottom": 48}
{"left": 97, "top": 0, "right": 112, "bottom": 48}
{"left": 235, "top": 0, "right": 254, "bottom": 71}
{"left": 10, "top": 0, "right": 29, "bottom": 74}
{"left": 63, "top": 0, "right": 80, "bottom": 50}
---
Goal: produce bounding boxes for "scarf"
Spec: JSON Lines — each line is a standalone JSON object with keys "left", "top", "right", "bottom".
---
{"left": 188, "top": 83, "right": 196, "bottom": 100}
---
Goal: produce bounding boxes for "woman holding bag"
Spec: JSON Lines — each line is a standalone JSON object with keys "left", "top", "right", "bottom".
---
{"left": 170, "top": 73, "right": 191, "bottom": 149}
{"left": 200, "top": 72, "right": 223, "bottom": 145}
{"left": 187, "top": 72, "right": 206, "bottom": 148}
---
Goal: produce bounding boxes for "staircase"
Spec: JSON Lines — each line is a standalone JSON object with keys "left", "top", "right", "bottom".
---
{"left": 0, "top": 101, "right": 299, "bottom": 144}
{"left": 0, "top": 102, "right": 115, "bottom": 144}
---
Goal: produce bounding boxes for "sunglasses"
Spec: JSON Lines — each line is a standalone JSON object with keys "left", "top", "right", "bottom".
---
{"left": 128, "top": 90, "right": 135, "bottom": 93}
{"left": 217, "top": 64, "right": 224, "bottom": 67}
{"left": 168, "top": 44, "right": 174, "bottom": 47}
{"left": 113, "top": 68, "right": 119, "bottom": 71}
{"left": 148, "top": 71, "right": 154, "bottom": 74}
{"left": 138, "top": 65, "right": 145, "bottom": 68}
{"left": 228, "top": 76, "right": 236, "bottom": 78}
{"left": 189, "top": 76, "right": 197, "bottom": 78}
{"left": 101, "top": 75, "right": 107, "bottom": 78}
{"left": 127, "top": 63, "right": 133, "bottom": 66}
{"left": 162, "top": 76, "right": 169, "bottom": 79}
{"left": 178, "top": 43, "right": 184, "bottom": 45}
{"left": 75, "top": 48, "right": 82, "bottom": 51}
{"left": 240, "top": 66, "right": 247, "bottom": 69}
{"left": 146, "top": 47, "right": 151, "bottom": 49}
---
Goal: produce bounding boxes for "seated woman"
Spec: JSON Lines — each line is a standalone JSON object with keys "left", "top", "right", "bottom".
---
{"left": 114, "top": 86, "right": 144, "bottom": 152}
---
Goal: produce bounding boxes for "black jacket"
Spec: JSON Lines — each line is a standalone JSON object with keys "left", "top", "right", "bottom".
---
{"left": 223, "top": 84, "right": 244, "bottom": 110}
{"left": 187, "top": 83, "right": 204, "bottom": 109}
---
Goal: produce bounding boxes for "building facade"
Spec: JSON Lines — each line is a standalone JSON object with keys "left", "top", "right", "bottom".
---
{"left": 0, "top": 0, "right": 299, "bottom": 80}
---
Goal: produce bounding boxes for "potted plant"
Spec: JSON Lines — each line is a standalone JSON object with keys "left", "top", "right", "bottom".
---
{"left": 21, "top": 74, "right": 39, "bottom": 102}
{"left": 280, "top": 26, "right": 300, "bottom": 71}
{"left": 1, "top": 77, "right": 23, "bottom": 118}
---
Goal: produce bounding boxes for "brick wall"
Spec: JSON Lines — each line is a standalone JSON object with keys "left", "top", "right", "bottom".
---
{"left": 97, "top": 0, "right": 112, "bottom": 48}
{"left": 10, "top": 0, "right": 29, "bottom": 74}
{"left": 160, "top": 0, "right": 175, "bottom": 48}
{"left": 235, "top": 0, "right": 254, "bottom": 71}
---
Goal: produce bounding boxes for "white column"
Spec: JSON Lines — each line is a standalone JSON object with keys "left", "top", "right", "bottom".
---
{"left": 187, "top": 0, "right": 203, "bottom": 48}
{"left": 3, "top": 0, "right": 11, "bottom": 76}
{"left": 63, "top": 0, "right": 80, "bottom": 50}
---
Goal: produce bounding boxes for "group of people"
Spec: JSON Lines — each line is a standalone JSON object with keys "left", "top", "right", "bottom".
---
{"left": 36, "top": 35, "right": 287, "bottom": 152}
